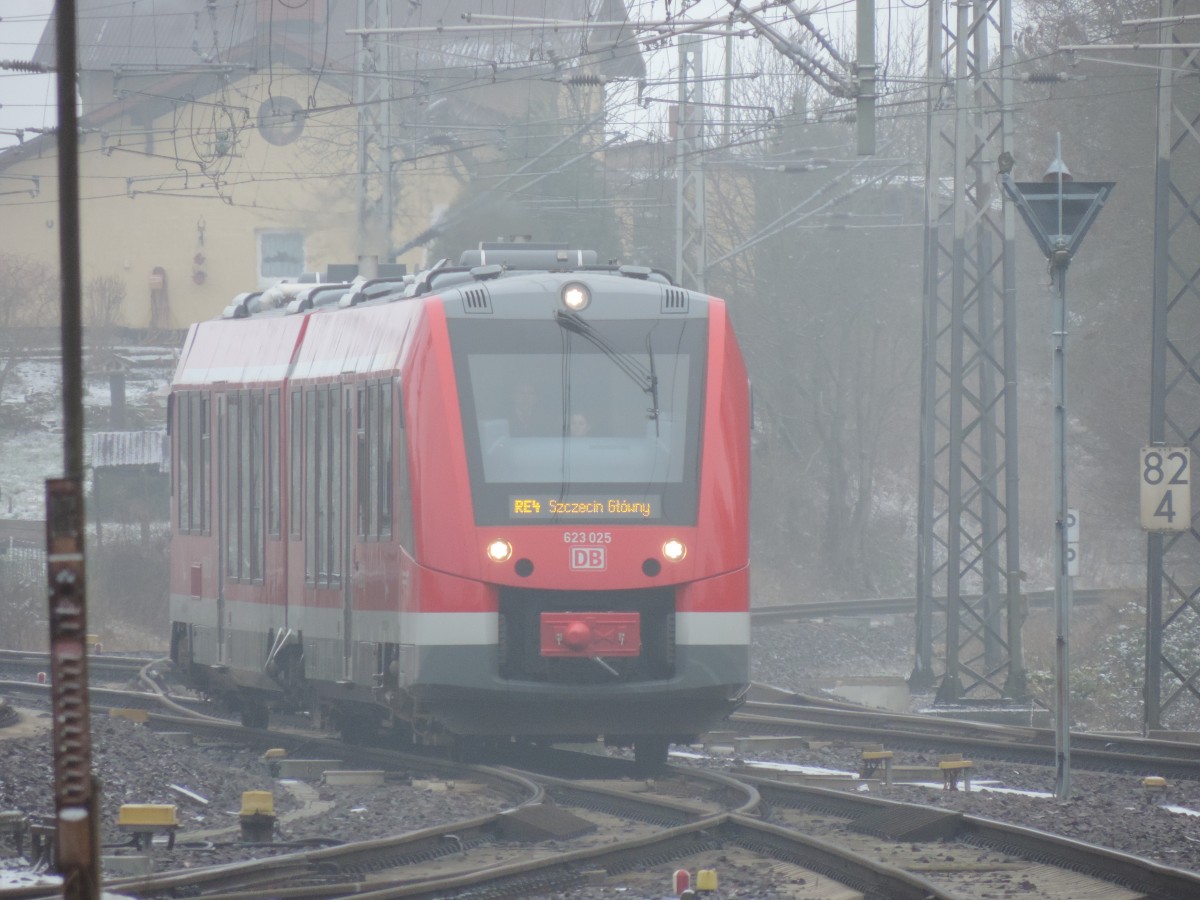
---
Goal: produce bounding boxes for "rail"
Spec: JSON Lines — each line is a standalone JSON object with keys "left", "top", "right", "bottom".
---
{"left": 751, "top": 586, "right": 1137, "bottom": 623}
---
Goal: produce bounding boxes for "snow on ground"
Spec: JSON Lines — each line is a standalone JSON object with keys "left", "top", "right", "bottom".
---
{"left": 0, "top": 430, "right": 59, "bottom": 519}
{"left": 0, "top": 352, "right": 174, "bottom": 521}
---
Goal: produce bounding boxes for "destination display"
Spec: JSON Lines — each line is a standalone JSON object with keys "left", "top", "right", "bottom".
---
{"left": 510, "top": 495, "right": 660, "bottom": 520}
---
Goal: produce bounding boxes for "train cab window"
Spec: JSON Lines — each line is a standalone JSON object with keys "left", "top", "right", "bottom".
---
{"left": 449, "top": 317, "right": 706, "bottom": 525}
{"left": 176, "top": 391, "right": 210, "bottom": 534}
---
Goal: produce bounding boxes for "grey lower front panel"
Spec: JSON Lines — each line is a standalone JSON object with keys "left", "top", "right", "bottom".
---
{"left": 408, "top": 643, "right": 749, "bottom": 738}
{"left": 181, "top": 622, "right": 746, "bottom": 738}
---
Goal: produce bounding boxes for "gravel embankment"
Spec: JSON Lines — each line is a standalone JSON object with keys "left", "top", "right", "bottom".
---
{"left": 0, "top": 713, "right": 509, "bottom": 875}
{"left": 3, "top": 614, "right": 1200, "bottom": 887}
{"left": 750, "top": 616, "right": 1200, "bottom": 875}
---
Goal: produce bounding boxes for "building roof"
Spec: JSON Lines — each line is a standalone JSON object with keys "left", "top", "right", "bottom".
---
{"left": 4, "top": 0, "right": 644, "bottom": 170}
{"left": 32, "top": 0, "right": 645, "bottom": 79}
{"left": 88, "top": 430, "right": 170, "bottom": 471}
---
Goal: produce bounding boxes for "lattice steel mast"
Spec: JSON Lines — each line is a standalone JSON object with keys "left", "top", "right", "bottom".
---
{"left": 355, "top": 0, "right": 394, "bottom": 277}
{"left": 1145, "top": 3, "right": 1200, "bottom": 730}
{"left": 675, "top": 34, "right": 706, "bottom": 293}
{"left": 914, "top": 0, "right": 1026, "bottom": 702}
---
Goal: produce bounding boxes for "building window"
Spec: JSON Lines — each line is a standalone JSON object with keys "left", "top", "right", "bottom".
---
{"left": 257, "top": 230, "right": 305, "bottom": 284}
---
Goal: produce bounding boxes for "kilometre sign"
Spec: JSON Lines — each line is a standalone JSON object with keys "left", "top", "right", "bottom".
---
{"left": 1140, "top": 446, "right": 1191, "bottom": 532}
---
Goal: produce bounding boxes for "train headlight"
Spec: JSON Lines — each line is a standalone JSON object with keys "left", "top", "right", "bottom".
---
{"left": 662, "top": 539, "right": 687, "bottom": 562}
{"left": 486, "top": 539, "right": 513, "bottom": 562}
{"left": 561, "top": 282, "right": 591, "bottom": 311}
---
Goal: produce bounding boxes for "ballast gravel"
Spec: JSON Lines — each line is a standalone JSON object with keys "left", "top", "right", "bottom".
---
{"left": 3, "top": 614, "right": 1200, "bottom": 896}
{"left": 0, "top": 712, "right": 509, "bottom": 875}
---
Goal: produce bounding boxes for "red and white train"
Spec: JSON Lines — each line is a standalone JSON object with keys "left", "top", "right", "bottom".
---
{"left": 168, "top": 243, "right": 750, "bottom": 765}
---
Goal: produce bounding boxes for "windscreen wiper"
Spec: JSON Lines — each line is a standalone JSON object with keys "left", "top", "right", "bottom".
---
{"left": 555, "top": 310, "right": 660, "bottom": 430}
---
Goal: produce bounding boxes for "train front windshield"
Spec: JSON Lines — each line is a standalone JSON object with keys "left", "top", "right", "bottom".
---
{"left": 449, "top": 316, "right": 707, "bottom": 525}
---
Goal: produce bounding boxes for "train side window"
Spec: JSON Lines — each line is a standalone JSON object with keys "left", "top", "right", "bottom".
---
{"left": 380, "top": 380, "right": 393, "bottom": 539}
{"left": 222, "top": 390, "right": 263, "bottom": 583}
{"left": 178, "top": 390, "right": 211, "bottom": 535}
{"left": 393, "top": 379, "right": 414, "bottom": 550}
{"left": 305, "top": 384, "right": 342, "bottom": 586}
{"left": 267, "top": 389, "right": 280, "bottom": 538}
{"left": 369, "top": 382, "right": 381, "bottom": 538}
{"left": 289, "top": 390, "right": 302, "bottom": 539}
{"left": 306, "top": 386, "right": 319, "bottom": 583}
{"left": 247, "top": 390, "right": 264, "bottom": 581}
{"left": 356, "top": 383, "right": 371, "bottom": 539}
{"left": 329, "top": 385, "right": 342, "bottom": 582}
{"left": 167, "top": 391, "right": 176, "bottom": 520}
{"left": 200, "top": 394, "right": 210, "bottom": 534}
{"left": 354, "top": 380, "right": 390, "bottom": 541}
{"left": 225, "top": 392, "right": 242, "bottom": 579}
{"left": 177, "top": 392, "right": 190, "bottom": 532}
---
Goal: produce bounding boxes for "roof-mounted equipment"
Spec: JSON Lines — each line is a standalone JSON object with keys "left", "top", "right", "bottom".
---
{"left": 221, "top": 292, "right": 265, "bottom": 319}
{"left": 285, "top": 283, "right": 351, "bottom": 315}
{"left": 338, "top": 274, "right": 417, "bottom": 308}
{"left": 458, "top": 242, "right": 597, "bottom": 270}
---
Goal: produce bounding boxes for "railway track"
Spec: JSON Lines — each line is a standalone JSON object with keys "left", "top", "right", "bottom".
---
{"left": 13, "top": 712, "right": 1190, "bottom": 900}
{"left": 6, "top": 675, "right": 1200, "bottom": 897}
{"left": 0, "top": 678, "right": 229, "bottom": 722}
{"left": 2, "top": 691, "right": 953, "bottom": 899}
{"left": 748, "top": 586, "right": 1133, "bottom": 623}
{"left": 748, "top": 775, "right": 1200, "bottom": 900}
{"left": 736, "top": 684, "right": 1200, "bottom": 781}
{"left": 0, "top": 649, "right": 161, "bottom": 686}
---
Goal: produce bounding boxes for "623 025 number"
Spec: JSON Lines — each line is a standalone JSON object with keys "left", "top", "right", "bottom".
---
{"left": 563, "top": 531, "right": 612, "bottom": 544}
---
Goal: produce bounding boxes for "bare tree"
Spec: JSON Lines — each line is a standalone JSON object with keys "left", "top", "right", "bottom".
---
{"left": 84, "top": 274, "right": 127, "bottom": 358}
{"left": 0, "top": 551, "right": 43, "bottom": 649}
{"left": 694, "top": 26, "right": 926, "bottom": 597}
{"left": 0, "top": 253, "right": 59, "bottom": 406}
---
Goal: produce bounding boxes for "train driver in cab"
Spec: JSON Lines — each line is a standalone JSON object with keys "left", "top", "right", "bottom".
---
{"left": 511, "top": 381, "right": 550, "bottom": 436}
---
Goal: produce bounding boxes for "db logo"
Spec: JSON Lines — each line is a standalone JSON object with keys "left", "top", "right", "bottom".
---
{"left": 570, "top": 546, "right": 606, "bottom": 570}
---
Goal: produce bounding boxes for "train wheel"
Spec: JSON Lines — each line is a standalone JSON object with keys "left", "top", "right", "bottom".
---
{"left": 633, "top": 737, "right": 670, "bottom": 773}
{"left": 240, "top": 699, "right": 269, "bottom": 729}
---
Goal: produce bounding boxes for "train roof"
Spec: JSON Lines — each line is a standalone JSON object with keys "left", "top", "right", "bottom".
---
{"left": 217, "top": 244, "right": 682, "bottom": 321}
{"left": 175, "top": 246, "right": 717, "bottom": 389}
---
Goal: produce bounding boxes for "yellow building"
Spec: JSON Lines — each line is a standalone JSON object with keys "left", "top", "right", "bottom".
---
{"left": 0, "top": 0, "right": 642, "bottom": 329}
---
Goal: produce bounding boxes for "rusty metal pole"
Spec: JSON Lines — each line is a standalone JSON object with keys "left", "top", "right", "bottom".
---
{"left": 49, "top": 0, "right": 100, "bottom": 896}
{"left": 45, "top": 482, "right": 97, "bottom": 897}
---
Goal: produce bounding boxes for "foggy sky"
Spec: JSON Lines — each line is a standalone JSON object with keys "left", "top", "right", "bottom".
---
{"left": 0, "top": 0, "right": 55, "bottom": 148}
